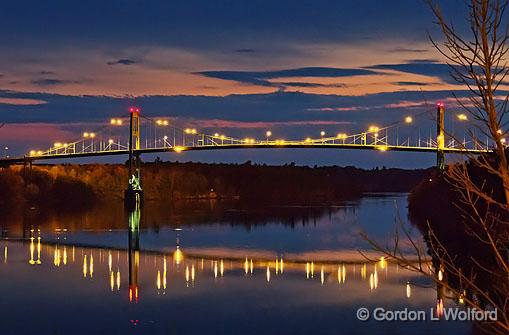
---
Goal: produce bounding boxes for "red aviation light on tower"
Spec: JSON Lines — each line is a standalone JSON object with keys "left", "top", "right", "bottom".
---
{"left": 129, "top": 106, "right": 140, "bottom": 114}
{"left": 436, "top": 102, "right": 445, "bottom": 108}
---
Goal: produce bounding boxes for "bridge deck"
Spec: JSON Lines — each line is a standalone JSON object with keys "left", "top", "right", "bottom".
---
{"left": 0, "top": 143, "right": 489, "bottom": 166}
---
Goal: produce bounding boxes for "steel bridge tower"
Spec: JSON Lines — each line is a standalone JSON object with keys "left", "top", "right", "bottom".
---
{"left": 436, "top": 103, "right": 445, "bottom": 171}
{"left": 125, "top": 106, "right": 143, "bottom": 209}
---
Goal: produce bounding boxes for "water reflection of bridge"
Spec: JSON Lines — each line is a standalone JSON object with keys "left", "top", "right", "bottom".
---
{"left": 1, "top": 230, "right": 457, "bottom": 317}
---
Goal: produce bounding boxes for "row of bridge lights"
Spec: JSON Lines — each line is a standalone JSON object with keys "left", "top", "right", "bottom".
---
{"left": 30, "top": 113, "right": 481, "bottom": 156}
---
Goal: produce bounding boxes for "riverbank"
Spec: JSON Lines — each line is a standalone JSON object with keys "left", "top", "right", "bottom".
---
{"left": 1, "top": 161, "right": 432, "bottom": 211}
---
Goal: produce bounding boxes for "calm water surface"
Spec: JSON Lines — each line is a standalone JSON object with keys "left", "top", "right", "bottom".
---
{"left": 0, "top": 194, "right": 470, "bottom": 334}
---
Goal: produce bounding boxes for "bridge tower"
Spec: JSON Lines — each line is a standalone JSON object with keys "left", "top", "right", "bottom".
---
{"left": 125, "top": 106, "right": 143, "bottom": 209}
{"left": 436, "top": 103, "right": 445, "bottom": 171}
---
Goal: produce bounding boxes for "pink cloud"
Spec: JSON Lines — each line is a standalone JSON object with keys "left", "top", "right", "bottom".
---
{"left": 0, "top": 123, "right": 74, "bottom": 142}
{"left": 0, "top": 98, "right": 47, "bottom": 106}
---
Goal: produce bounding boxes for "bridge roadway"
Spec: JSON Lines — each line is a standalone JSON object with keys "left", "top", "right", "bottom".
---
{"left": 0, "top": 142, "right": 489, "bottom": 166}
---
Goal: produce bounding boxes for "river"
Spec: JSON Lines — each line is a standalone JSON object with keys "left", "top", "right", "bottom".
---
{"left": 0, "top": 194, "right": 470, "bottom": 334}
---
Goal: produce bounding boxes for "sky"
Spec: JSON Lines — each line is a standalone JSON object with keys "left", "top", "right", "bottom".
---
{"left": 0, "top": 0, "right": 490, "bottom": 168}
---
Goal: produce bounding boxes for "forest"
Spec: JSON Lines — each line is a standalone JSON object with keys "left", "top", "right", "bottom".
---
{"left": 0, "top": 160, "right": 432, "bottom": 211}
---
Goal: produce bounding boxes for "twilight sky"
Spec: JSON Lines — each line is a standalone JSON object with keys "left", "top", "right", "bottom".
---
{"left": 0, "top": 0, "right": 490, "bottom": 167}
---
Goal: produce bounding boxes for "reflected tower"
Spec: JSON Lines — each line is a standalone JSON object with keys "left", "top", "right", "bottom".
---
{"left": 128, "top": 197, "right": 141, "bottom": 303}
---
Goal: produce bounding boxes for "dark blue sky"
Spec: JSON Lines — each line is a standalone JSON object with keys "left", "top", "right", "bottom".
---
{"left": 0, "top": 0, "right": 489, "bottom": 168}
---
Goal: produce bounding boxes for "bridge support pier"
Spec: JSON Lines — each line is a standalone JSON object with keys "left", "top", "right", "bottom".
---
{"left": 125, "top": 106, "right": 143, "bottom": 210}
{"left": 436, "top": 103, "right": 445, "bottom": 172}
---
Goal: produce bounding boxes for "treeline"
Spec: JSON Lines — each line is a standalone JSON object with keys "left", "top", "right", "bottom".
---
{"left": 0, "top": 167, "right": 95, "bottom": 211}
{"left": 0, "top": 161, "right": 431, "bottom": 211}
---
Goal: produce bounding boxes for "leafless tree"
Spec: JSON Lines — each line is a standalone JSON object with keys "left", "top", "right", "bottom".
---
{"left": 364, "top": 1, "right": 509, "bottom": 334}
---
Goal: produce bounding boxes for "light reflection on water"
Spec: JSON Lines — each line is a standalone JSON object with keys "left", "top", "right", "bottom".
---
{"left": 0, "top": 194, "right": 469, "bottom": 335}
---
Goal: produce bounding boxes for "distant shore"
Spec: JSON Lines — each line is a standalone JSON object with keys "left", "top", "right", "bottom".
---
{"left": 0, "top": 161, "right": 432, "bottom": 211}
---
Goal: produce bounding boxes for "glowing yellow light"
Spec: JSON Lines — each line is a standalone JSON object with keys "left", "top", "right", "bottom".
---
{"left": 280, "top": 258, "right": 284, "bottom": 274}
{"left": 116, "top": 271, "right": 121, "bottom": 290}
{"left": 336, "top": 133, "right": 347, "bottom": 139}
{"left": 110, "top": 272, "right": 115, "bottom": 291}
{"left": 89, "top": 133, "right": 96, "bottom": 138}
{"left": 220, "top": 259, "right": 224, "bottom": 277}
{"left": 37, "top": 150, "right": 43, "bottom": 155}
{"left": 306, "top": 262, "right": 310, "bottom": 279}
{"left": 501, "top": 138, "right": 506, "bottom": 144}
{"left": 214, "top": 261, "right": 218, "bottom": 278}
{"left": 305, "top": 137, "right": 312, "bottom": 143}
{"left": 320, "top": 131, "right": 325, "bottom": 136}
{"left": 110, "top": 119, "right": 116, "bottom": 125}
{"left": 320, "top": 266, "right": 324, "bottom": 285}
{"left": 457, "top": 114, "right": 468, "bottom": 121}
{"left": 174, "top": 146, "right": 184, "bottom": 153}
{"left": 83, "top": 132, "right": 89, "bottom": 138}
{"left": 266, "top": 131, "right": 272, "bottom": 137}
{"left": 438, "top": 269, "right": 443, "bottom": 281}
{"left": 497, "top": 129, "right": 503, "bottom": 134}
{"left": 54, "top": 142, "right": 62, "bottom": 148}
{"left": 458, "top": 291, "right": 466, "bottom": 304}
{"left": 36, "top": 238, "right": 41, "bottom": 264}
{"left": 214, "top": 133, "right": 219, "bottom": 137}
{"left": 29, "top": 238, "right": 35, "bottom": 265}
{"left": 90, "top": 254, "right": 94, "bottom": 278}
{"left": 244, "top": 258, "right": 249, "bottom": 274}
{"left": 83, "top": 255, "right": 88, "bottom": 278}
{"left": 369, "top": 126, "right": 379, "bottom": 132}
{"left": 377, "top": 146, "right": 388, "bottom": 152}
{"left": 157, "top": 270, "right": 161, "bottom": 290}
{"left": 108, "top": 139, "right": 114, "bottom": 144}
{"left": 184, "top": 128, "right": 191, "bottom": 134}
{"left": 405, "top": 116, "right": 413, "bottom": 124}
{"left": 173, "top": 247, "right": 183, "bottom": 265}
{"left": 406, "top": 282, "right": 411, "bottom": 298}
{"left": 361, "top": 263, "right": 367, "bottom": 280}
{"left": 191, "top": 264, "right": 195, "bottom": 283}
{"left": 266, "top": 266, "right": 270, "bottom": 282}
{"left": 108, "top": 251, "right": 112, "bottom": 272}
{"left": 29, "top": 150, "right": 36, "bottom": 156}
{"left": 220, "top": 135, "right": 225, "bottom": 140}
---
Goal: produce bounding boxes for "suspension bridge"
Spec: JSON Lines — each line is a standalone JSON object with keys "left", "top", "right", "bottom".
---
{"left": 0, "top": 103, "right": 497, "bottom": 207}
